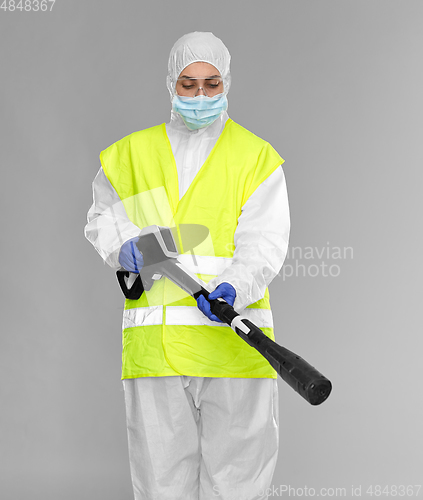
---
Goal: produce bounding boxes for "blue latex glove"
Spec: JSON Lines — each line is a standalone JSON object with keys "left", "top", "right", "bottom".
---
{"left": 118, "top": 237, "right": 144, "bottom": 273}
{"left": 197, "top": 282, "right": 236, "bottom": 323}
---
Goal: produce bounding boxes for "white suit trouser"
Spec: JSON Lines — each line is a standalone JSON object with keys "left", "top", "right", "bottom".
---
{"left": 122, "top": 376, "right": 279, "bottom": 500}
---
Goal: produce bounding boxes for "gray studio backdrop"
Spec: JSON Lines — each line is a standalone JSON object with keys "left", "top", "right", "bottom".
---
{"left": 1, "top": 1, "right": 422, "bottom": 499}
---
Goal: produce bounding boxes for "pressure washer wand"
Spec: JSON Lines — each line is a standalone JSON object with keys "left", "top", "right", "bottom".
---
{"left": 193, "top": 286, "right": 332, "bottom": 406}
{"left": 116, "top": 225, "right": 332, "bottom": 406}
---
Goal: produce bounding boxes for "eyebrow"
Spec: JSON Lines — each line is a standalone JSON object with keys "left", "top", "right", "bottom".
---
{"left": 178, "top": 75, "right": 221, "bottom": 80}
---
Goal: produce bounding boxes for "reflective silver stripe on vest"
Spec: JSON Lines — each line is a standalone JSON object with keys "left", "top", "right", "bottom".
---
{"left": 123, "top": 305, "right": 273, "bottom": 329}
{"left": 123, "top": 306, "right": 163, "bottom": 329}
{"left": 165, "top": 306, "right": 274, "bottom": 329}
{"left": 177, "top": 255, "right": 233, "bottom": 276}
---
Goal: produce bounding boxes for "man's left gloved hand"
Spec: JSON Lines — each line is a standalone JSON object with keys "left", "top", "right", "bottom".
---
{"left": 119, "top": 237, "right": 144, "bottom": 274}
{"left": 197, "top": 282, "right": 236, "bottom": 323}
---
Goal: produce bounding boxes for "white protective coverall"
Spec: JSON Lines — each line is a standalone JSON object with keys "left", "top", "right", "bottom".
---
{"left": 84, "top": 32, "right": 290, "bottom": 500}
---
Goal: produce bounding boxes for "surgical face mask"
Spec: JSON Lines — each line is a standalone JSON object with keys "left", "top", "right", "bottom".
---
{"left": 172, "top": 93, "right": 228, "bottom": 131}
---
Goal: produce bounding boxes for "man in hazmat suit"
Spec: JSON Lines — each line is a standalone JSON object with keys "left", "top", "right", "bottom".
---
{"left": 85, "top": 31, "right": 290, "bottom": 500}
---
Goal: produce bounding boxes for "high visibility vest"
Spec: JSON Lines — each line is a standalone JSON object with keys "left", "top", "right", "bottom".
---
{"left": 100, "top": 118, "right": 284, "bottom": 379}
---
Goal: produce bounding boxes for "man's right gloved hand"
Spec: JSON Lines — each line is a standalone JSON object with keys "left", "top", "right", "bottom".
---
{"left": 119, "top": 237, "right": 144, "bottom": 273}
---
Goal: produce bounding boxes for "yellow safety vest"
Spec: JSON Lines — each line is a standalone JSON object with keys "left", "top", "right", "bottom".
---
{"left": 100, "top": 118, "right": 284, "bottom": 379}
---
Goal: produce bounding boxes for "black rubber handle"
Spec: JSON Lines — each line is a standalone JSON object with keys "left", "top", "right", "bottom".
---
{"left": 234, "top": 319, "right": 332, "bottom": 406}
{"left": 194, "top": 288, "right": 332, "bottom": 406}
{"left": 116, "top": 270, "right": 144, "bottom": 300}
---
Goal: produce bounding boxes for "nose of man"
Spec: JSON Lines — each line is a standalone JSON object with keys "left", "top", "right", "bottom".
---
{"left": 194, "top": 86, "right": 208, "bottom": 97}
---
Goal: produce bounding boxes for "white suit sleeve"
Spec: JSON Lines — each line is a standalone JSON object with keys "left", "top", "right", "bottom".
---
{"left": 207, "top": 166, "right": 290, "bottom": 313}
{"left": 84, "top": 167, "right": 142, "bottom": 269}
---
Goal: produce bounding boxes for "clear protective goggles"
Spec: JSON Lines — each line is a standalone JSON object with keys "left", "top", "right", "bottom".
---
{"left": 175, "top": 76, "right": 224, "bottom": 97}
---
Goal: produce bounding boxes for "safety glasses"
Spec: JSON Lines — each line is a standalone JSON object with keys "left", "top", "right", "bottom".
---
{"left": 176, "top": 76, "right": 224, "bottom": 97}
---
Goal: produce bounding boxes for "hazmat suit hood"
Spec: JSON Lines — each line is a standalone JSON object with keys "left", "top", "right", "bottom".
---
{"left": 166, "top": 31, "right": 231, "bottom": 128}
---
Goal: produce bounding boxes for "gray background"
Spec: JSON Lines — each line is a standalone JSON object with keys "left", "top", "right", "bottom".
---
{"left": 1, "top": 0, "right": 422, "bottom": 498}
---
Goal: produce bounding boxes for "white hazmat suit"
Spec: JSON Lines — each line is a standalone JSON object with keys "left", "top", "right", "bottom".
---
{"left": 84, "top": 32, "right": 290, "bottom": 500}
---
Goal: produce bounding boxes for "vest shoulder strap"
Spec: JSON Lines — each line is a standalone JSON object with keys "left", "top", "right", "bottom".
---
{"left": 100, "top": 124, "right": 164, "bottom": 180}
{"left": 224, "top": 120, "right": 285, "bottom": 203}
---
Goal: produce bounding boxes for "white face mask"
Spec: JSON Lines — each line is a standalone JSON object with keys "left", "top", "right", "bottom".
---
{"left": 172, "top": 93, "right": 228, "bottom": 130}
